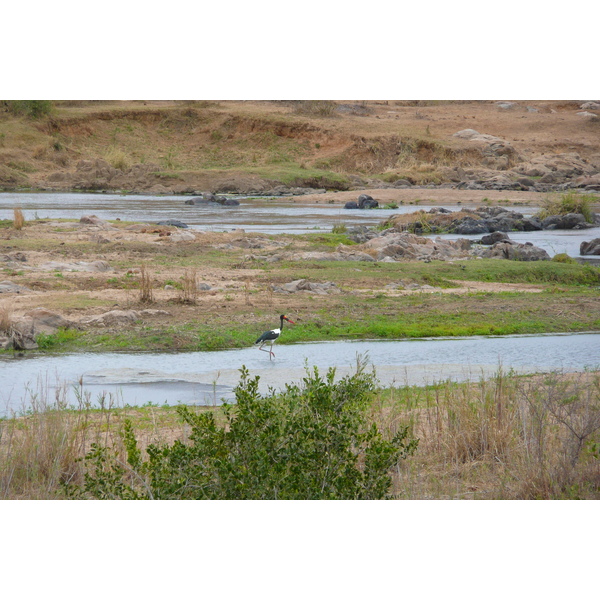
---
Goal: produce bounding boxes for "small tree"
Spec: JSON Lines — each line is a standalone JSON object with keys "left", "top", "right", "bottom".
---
{"left": 73, "top": 365, "right": 418, "bottom": 500}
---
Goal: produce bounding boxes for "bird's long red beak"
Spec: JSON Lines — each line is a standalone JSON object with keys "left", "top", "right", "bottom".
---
{"left": 284, "top": 316, "right": 295, "bottom": 324}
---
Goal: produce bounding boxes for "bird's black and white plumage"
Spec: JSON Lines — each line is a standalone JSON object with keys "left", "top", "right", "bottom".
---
{"left": 255, "top": 314, "right": 295, "bottom": 360}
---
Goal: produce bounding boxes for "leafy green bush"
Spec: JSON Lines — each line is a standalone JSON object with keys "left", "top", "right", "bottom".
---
{"left": 72, "top": 364, "right": 418, "bottom": 499}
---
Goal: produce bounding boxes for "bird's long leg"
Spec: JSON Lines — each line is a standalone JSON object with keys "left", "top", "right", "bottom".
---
{"left": 258, "top": 342, "right": 273, "bottom": 358}
{"left": 269, "top": 342, "right": 275, "bottom": 360}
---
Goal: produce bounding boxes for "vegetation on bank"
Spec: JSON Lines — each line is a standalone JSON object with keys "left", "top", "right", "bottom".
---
{"left": 538, "top": 192, "right": 596, "bottom": 224}
{"left": 68, "top": 364, "right": 418, "bottom": 500}
{"left": 0, "top": 100, "right": 494, "bottom": 189}
{"left": 17, "top": 287, "right": 600, "bottom": 354}
{"left": 1, "top": 220, "right": 600, "bottom": 353}
{"left": 2, "top": 364, "right": 599, "bottom": 500}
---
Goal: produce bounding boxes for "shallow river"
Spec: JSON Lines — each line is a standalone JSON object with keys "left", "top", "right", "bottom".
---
{"left": 1, "top": 191, "right": 598, "bottom": 258}
{"left": 1, "top": 333, "right": 598, "bottom": 416}
{"left": 0, "top": 191, "right": 425, "bottom": 234}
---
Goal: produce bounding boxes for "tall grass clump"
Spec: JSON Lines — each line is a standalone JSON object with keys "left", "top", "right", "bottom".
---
{"left": 138, "top": 265, "right": 154, "bottom": 304}
{"left": 104, "top": 146, "right": 131, "bottom": 171}
{"left": 390, "top": 369, "right": 600, "bottom": 499}
{"left": 13, "top": 208, "right": 25, "bottom": 230}
{"left": 0, "top": 382, "right": 121, "bottom": 499}
{"left": 293, "top": 101, "right": 338, "bottom": 117}
{"left": 538, "top": 192, "right": 596, "bottom": 223}
{"left": 69, "top": 363, "right": 418, "bottom": 500}
{"left": 178, "top": 269, "right": 198, "bottom": 304}
{"left": 0, "top": 304, "right": 13, "bottom": 337}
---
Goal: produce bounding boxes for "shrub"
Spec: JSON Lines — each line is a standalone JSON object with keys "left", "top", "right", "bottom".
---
{"left": 72, "top": 364, "right": 418, "bottom": 499}
{"left": 5, "top": 100, "right": 53, "bottom": 118}
{"left": 552, "top": 253, "right": 576, "bottom": 264}
{"left": 292, "top": 101, "right": 338, "bottom": 117}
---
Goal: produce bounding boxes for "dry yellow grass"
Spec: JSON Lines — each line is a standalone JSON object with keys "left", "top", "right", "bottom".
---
{"left": 13, "top": 208, "right": 25, "bottom": 230}
{"left": 385, "top": 371, "right": 600, "bottom": 499}
{"left": 138, "top": 264, "right": 154, "bottom": 304}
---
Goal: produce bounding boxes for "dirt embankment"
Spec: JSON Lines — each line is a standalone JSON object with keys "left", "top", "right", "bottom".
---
{"left": 1, "top": 100, "right": 599, "bottom": 195}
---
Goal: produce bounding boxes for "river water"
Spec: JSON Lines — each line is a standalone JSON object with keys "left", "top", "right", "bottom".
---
{"left": 1, "top": 191, "right": 598, "bottom": 258}
{"left": 1, "top": 193, "right": 599, "bottom": 415}
{"left": 1, "top": 333, "right": 598, "bottom": 416}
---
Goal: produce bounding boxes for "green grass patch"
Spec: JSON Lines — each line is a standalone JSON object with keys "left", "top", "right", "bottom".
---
{"left": 36, "top": 328, "right": 85, "bottom": 349}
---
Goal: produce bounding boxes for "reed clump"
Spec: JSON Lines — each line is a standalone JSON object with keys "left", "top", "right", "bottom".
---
{"left": 178, "top": 269, "right": 198, "bottom": 304}
{"left": 0, "top": 383, "right": 122, "bottom": 499}
{"left": 138, "top": 265, "right": 154, "bottom": 304}
{"left": 0, "top": 304, "right": 13, "bottom": 335}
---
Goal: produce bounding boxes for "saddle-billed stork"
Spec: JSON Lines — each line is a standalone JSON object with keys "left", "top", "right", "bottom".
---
{"left": 255, "top": 314, "right": 295, "bottom": 360}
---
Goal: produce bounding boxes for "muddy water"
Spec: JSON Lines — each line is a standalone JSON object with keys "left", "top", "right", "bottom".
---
{"left": 1, "top": 333, "right": 598, "bottom": 416}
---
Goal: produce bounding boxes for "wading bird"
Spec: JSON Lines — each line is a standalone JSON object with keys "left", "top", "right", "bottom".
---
{"left": 255, "top": 314, "right": 295, "bottom": 360}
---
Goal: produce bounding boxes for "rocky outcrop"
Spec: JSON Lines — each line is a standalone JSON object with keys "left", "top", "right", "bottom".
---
{"left": 384, "top": 206, "right": 595, "bottom": 236}
{"left": 479, "top": 241, "right": 550, "bottom": 261}
{"left": 511, "top": 153, "right": 598, "bottom": 187}
{"left": 80, "top": 309, "right": 170, "bottom": 327}
{"left": 453, "top": 129, "right": 519, "bottom": 170}
{"left": 38, "top": 261, "right": 112, "bottom": 272}
{"left": 362, "top": 232, "right": 472, "bottom": 261}
{"left": 273, "top": 280, "right": 341, "bottom": 295}
{"left": 0, "top": 280, "right": 34, "bottom": 294}
{"left": 1, "top": 309, "right": 78, "bottom": 350}
{"left": 346, "top": 222, "right": 553, "bottom": 262}
{"left": 541, "top": 213, "right": 589, "bottom": 230}
{"left": 580, "top": 238, "right": 600, "bottom": 255}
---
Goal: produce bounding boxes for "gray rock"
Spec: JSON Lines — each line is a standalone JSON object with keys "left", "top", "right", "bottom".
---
{"left": 522, "top": 217, "right": 543, "bottom": 231}
{"left": 480, "top": 232, "right": 510, "bottom": 245}
{"left": 452, "top": 218, "right": 490, "bottom": 235}
{"left": 156, "top": 220, "right": 189, "bottom": 228}
{"left": 485, "top": 242, "right": 550, "bottom": 261}
{"left": 580, "top": 238, "right": 600, "bottom": 255}
{"left": 24, "top": 308, "right": 76, "bottom": 334}
{"left": 358, "top": 194, "right": 379, "bottom": 209}
{"left": 517, "top": 177, "right": 536, "bottom": 187}
{"left": 541, "top": 213, "right": 588, "bottom": 230}
{"left": 275, "top": 279, "right": 340, "bottom": 295}
{"left": 0, "top": 280, "right": 33, "bottom": 294}
{"left": 80, "top": 215, "right": 108, "bottom": 225}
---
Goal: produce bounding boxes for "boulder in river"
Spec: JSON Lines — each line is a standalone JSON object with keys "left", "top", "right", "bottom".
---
{"left": 580, "top": 238, "right": 600, "bottom": 255}
{"left": 185, "top": 193, "right": 240, "bottom": 206}
{"left": 156, "top": 220, "right": 189, "bottom": 228}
